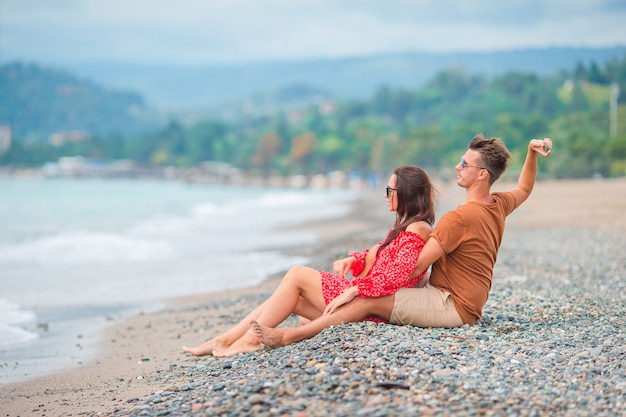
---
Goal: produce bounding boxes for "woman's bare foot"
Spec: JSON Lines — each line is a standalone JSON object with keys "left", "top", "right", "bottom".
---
{"left": 249, "top": 319, "right": 287, "bottom": 349}
{"left": 211, "top": 332, "right": 262, "bottom": 358}
{"left": 181, "top": 338, "right": 230, "bottom": 356}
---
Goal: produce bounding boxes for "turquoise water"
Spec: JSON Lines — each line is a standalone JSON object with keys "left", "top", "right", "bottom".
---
{"left": 0, "top": 177, "right": 359, "bottom": 382}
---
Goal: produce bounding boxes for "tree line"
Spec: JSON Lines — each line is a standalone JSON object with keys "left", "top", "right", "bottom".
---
{"left": 2, "top": 55, "right": 626, "bottom": 179}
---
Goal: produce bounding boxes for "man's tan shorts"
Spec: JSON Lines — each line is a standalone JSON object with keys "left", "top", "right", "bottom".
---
{"left": 390, "top": 284, "right": 464, "bottom": 328}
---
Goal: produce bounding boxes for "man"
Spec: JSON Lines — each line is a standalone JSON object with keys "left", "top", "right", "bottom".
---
{"left": 251, "top": 134, "right": 552, "bottom": 347}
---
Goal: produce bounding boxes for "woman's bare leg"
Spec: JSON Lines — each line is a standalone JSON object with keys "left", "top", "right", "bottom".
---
{"left": 182, "top": 299, "right": 270, "bottom": 356}
{"left": 251, "top": 295, "right": 395, "bottom": 348}
{"left": 182, "top": 291, "right": 323, "bottom": 356}
{"left": 212, "top": 266, "right": 326, "bottom": 357}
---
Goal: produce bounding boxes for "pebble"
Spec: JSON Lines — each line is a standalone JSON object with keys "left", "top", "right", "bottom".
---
{"left": 101, "top": 224, "right": 625, "bottom": 416}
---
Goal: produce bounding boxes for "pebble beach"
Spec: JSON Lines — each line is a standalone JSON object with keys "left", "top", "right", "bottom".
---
{"left": 2, "top": 178, "right": 625, "bottom": 417}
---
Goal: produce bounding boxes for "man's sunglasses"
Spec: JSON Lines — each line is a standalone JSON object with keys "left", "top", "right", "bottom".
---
{"left": 460, "top": 158, "right": 491, "bottom": 176}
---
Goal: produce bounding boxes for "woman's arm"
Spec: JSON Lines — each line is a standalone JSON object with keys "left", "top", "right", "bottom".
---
{"left": 354, "top": 229, "right": 427, "bottom": 298}
{"left": 355, "top": 221, "right": 431, "bottom": 299}
{"left": 324, "top": 225, "right": 429, "bottom": 314}
{"left": 353, "top": 243, "right": 380, "bottom": 278}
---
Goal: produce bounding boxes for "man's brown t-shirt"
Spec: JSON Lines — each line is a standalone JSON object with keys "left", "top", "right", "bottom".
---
{"left": 429, "top": 192, "right": 520, "bottom": 325}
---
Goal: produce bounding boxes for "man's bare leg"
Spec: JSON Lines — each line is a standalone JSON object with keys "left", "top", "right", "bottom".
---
{"left": 250, "top": 295, "right": 395, "bottom": 348}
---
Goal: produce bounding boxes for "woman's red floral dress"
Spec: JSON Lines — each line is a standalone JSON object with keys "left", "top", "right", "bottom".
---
{"left": 319, "top": 229, "right": 427, "bottom": 323}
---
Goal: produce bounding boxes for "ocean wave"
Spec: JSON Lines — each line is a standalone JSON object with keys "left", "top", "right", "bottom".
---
{"left": 0, "top": 299, "right": 38, "bottom": 348}
{"left": 128, "top": 189, "right": 357, "bottom": 242}
{"left": 0, "top": 323, "right": 39, "bottom": 348}
{"left": 0, "top": 231, "right": 174, "bottom": 265}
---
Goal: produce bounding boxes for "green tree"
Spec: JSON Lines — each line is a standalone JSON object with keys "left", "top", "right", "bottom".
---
{"left": 251, "top": 131, "right": 282, "bottom": 177}
{"left": 186, "top": 121, "right": 228, "bottom": 163}
{"left": 314, "top": 134, "right": 345, "bottom": 173}
{"left": 288, "top": 132, "right": 316, "bottom": 174}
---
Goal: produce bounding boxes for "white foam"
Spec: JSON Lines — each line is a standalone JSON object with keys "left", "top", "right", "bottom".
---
{"left": 190, "top": 201, "right": 223, "bottom": 217}
{"left": 0, "top": 231, "right": 174, "bottom": 265}
{"left": 0, "top": 299, "right": 36, "bottom": 324}
{"left": 0, "top": 299, "right": 38, "bottom": 348}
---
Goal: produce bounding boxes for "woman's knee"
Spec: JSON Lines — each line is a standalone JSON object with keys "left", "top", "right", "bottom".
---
{"left": 283, "top": 265, "right": 317, "bottom": 285}
{"left": 288, "top": 265, "right": 310, "bottom": 275}
{"left": 285, "top": 265, "right": 308, "bottom": 279}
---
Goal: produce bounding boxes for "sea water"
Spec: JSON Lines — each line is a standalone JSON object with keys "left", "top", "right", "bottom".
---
{"left": 0, "top": 176, "right": 360, "bottom": 383}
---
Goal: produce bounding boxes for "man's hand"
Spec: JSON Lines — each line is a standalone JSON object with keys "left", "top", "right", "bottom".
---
{"left": 531, "top": 137, "right": 552, "bottom": 157}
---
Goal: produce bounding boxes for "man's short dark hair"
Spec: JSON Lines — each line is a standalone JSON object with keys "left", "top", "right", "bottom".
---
{"left": 469, "top": 133, "right": 511, "bottom": 184}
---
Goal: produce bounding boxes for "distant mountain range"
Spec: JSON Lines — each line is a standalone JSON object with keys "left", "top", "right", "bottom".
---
{"left": 69, "top": 46, "right": 626, "bottom": 109}
{"left": 3, "top": 46, "right": 625, "bottom": 142}
{"left": 0, "top": 63, "right": 164, "bottom": 142}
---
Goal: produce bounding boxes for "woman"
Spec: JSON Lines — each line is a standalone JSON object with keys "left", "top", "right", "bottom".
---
{"left": 182, "top": 165, "right": 436, "bottom": 357}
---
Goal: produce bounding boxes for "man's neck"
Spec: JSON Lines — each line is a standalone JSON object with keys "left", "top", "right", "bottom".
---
{"left": 465, "top": 184, "right": 494, "bottom": 205}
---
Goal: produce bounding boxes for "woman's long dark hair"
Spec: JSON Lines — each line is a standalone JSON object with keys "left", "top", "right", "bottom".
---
{"left": 378, "top": 165, "right": 436, "bottom": 252}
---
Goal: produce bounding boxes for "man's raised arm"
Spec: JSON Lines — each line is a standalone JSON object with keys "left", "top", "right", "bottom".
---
{"left": 510, "top": 138, "right": 552, "bottom": 204}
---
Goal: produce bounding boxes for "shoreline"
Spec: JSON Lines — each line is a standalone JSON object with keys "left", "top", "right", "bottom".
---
{"left": 0, "top": 179, "right": 362, "bottom": 385}
{"left": 1, "top": 178, "right": 625, "bottom": 416}
{"left": 0, "top": 185, "right": 392, "bottom": 413}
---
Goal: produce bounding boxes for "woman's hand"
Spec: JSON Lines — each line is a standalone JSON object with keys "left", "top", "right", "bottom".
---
{"left": 333, "top": 256, "right": 356, "bottom": 278}
{"left": 324, "top": 286, "right": 359, "bottom": 315}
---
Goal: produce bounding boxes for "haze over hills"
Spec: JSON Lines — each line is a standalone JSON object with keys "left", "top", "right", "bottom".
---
{"left": 70, "top": 46, "right": 626, "bottom": 110}
{"left": 2, "top": 46, "right": 625, "bottom": 142}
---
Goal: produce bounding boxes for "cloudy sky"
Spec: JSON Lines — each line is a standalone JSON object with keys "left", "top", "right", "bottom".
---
{"left": 2, "top": 0, "right": 626, "bottom": 67}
